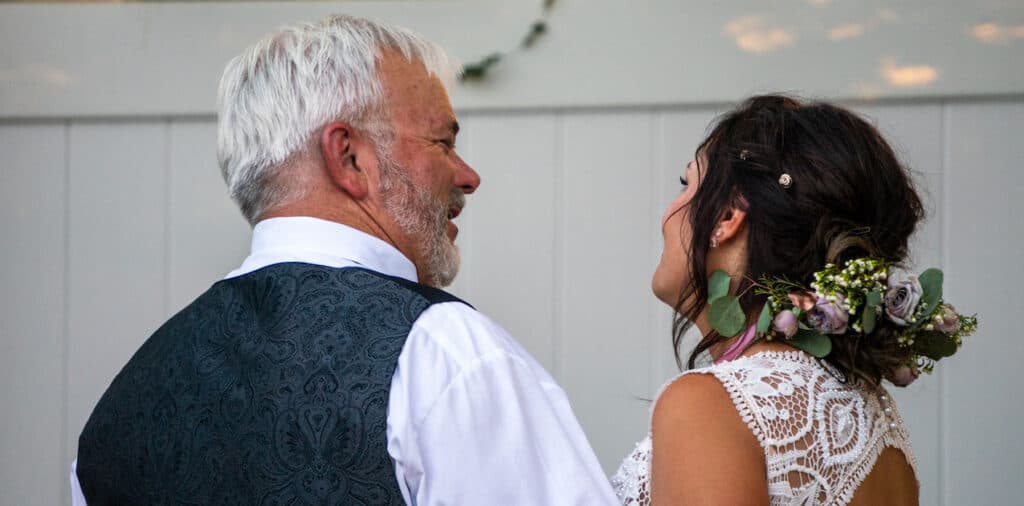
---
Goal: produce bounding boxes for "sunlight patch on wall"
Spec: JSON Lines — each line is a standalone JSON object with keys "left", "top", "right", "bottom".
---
{"left": 971, "top": 23, "right": 1024, "bottom": 44}
{"left": 877, "top": 8, "right": 900, "bottom": 23}
{"left": 0, "top": 64, "right": 75, "bottom": 87}
{"left": 881, "top": 58, "right": 938, "bottom": 88}
{"left": 828, "top": 23, "right": 865, "bottom": 41}
{"left": 724, "top": 16, "right": 796, "bottom": 54}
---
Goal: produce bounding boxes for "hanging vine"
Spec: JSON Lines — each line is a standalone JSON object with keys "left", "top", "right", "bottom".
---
{"left": 460, "top": 0, "right": 556, "bottom": 80}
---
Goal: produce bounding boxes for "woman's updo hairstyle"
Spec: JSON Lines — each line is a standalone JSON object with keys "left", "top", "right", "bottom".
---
{"left": 675, "top": 94, "right": 925, "bottom": 385}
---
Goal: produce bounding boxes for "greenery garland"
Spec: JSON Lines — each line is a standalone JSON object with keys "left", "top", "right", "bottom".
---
{"left": 460, "top": 0, "right": 556, "bottom": 80}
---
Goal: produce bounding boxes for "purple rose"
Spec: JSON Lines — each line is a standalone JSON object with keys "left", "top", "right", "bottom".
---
{"left": 934, "top": 303, "right": 960, "bottom": 333}
{"left": 889, "top": 365, "right": 918, "bottom": 387}
{"left": 773, "top": 310, "right": 798, "bottom": 339}
{"left": 884, "top": 270, "right": 922, "bottom": 326}
{"left": 806, "top": 294, "right": 849, "bottom": 335}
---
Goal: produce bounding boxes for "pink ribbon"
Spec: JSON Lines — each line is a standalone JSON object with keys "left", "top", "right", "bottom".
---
{"left": 715, "top": 324, "right": 757, "bottom": 364}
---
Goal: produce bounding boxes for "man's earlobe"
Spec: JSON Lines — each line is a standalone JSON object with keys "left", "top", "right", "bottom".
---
{"left": 322, "top": 121, "right": 369, "bottom": 200}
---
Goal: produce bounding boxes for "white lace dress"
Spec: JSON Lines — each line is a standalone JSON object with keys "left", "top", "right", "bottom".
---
{"left": 610, "top": 351, "right": 917, "bottom": 505}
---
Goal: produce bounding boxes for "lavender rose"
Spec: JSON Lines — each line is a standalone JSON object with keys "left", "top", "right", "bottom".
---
{"left": 934, "top": 303, "right": 960, "bottom": 333}
{"left": 889, "top": 365, "right": 918, "bottom": 387}
{"left": 773, "top": 310, "right": 799, "bottom": 339}
{"left": 884, "top": 270, "right": 922, "bottom": 326}
{"left": 806, "top": 294, "right": 849, "bottom": 335}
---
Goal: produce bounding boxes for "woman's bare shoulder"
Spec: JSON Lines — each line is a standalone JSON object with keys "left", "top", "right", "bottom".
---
{"left": 650, "top": 370, "right": 767, "bottom": 505}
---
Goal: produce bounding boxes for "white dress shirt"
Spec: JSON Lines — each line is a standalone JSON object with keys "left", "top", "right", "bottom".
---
{"left": 72, "top": 216, "right": 617, "bottom": 505}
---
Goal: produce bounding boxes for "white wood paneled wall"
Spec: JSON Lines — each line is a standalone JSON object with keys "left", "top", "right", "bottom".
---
{"left": 1, "top": 98, "right": 1021, "bottom": 505}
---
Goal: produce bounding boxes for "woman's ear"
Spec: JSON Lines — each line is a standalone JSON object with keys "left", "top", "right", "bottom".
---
{"left": 321, "top": 121, "right": 369, "bottom": 200}
{"left": 716, "top": 204, "right": 748, "bottom": 244}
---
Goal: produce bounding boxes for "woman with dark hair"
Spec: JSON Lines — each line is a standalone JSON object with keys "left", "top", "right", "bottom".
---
{"left": 610, "top": 95, "right": 976, "bottom": 505}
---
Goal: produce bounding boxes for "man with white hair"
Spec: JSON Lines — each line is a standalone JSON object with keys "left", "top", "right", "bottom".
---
{"left": 72, "top": 14, "right": 617, "bottom": 505}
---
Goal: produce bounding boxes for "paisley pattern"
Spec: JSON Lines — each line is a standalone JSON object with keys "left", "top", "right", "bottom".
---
{"left": 77, "top": 263, "right": 463, "bottom": 506}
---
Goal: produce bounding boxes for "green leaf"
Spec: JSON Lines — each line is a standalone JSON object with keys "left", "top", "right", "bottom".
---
{"left": 866, "top": 289, "right": 882, "bottom": 308}
{"left": 915, "top": 330, "right": 958, "bottom": 359}
{"left": 756, "top": 304, "right": 772, "bottom": 336}
{"left": 913, "top": 268, "right": 944, "bottom": 330}
{"left": 862, "top": 305, "right": 877, "bottom": 334}
{"left": 708, "top": 270, "right": 732, "bottom": 303}
{"left": 521, "top": 21, "right": 548, "bottom": 48}
{"left": 709, "top": 296, "right": 745, "bottom": 337}
{"left": 460, "top": 53, "right": 504, "bottom": 80}
{"left": 919, "top": 268, "right": 943, "bottom": 298}
{"left": 790, "top": 328, "right": 832, "bottom": 357}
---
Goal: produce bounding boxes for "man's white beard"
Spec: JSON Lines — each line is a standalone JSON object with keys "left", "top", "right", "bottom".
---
{"left": 378, "top": 151, "right": 462, "bottom": 288}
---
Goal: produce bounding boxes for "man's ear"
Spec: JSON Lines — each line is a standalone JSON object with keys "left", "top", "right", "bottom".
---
{"left": 321, "top": 121, "right": 369, "bottom": 200}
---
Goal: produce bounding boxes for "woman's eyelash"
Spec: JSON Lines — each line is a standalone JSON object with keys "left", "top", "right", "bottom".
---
{"left": 679, "top": 175, "right": 689, "bottom": 187}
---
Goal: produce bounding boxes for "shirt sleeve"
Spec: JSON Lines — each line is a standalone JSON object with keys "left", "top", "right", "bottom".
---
{"left": 70, "top": 460, "right": 87, "bottom": 506}
{"left": 387, "top": 302, "right": 618, "bottom": 506}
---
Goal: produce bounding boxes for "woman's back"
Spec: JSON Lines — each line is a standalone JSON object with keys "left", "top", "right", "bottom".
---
{"left": 849, "top": 447, "right": 917, "bottom": 505}
{"left": 612, "top": 349, "right": 919, "bottom": 505}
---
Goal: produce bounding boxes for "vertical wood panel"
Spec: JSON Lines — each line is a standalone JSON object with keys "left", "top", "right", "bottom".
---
{"left": 0, "top": 123, "right": 67, "bottom": 506}
{"left": 65, "top": 121, "right": 168, "bottom": 467}
{"left": 944, "top": 101, "right": 1024, "bottom": 505}
{"left": 853, "top": 103, "right": 944, "bottom": 506}
{"left": 560, "top": 111, "right": 655, "bottom": 472}
{"left": 457, "top": 113, "right": 559, "bottom": 372}
{"left": 167, "top": 119, "right": 250, "bottom": 313}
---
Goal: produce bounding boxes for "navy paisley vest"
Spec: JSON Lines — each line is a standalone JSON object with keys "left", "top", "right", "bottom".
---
{"left": 77, "top": 263, "right": 465, "bottom": 505}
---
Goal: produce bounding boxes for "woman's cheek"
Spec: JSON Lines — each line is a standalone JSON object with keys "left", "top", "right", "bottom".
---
{"left": 661, "top": 191, "right": 689, "bottom": 228}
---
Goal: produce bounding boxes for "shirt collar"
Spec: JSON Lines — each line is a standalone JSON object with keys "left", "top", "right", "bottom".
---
{"left": 225, "top": 216, "right": 418, "bottom": 282}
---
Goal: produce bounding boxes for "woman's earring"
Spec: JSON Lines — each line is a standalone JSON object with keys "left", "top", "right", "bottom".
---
{"left": 711, "top": 230, "right": 722, "bottom": 248}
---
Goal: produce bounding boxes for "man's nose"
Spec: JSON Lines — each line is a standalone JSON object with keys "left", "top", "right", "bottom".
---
{"left": 455, "top": 154, "right": 481, "bottom": 194}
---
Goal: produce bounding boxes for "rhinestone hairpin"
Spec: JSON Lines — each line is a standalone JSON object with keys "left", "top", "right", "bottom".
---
{"left": 778, "top": 173, "right": 793, "bottom": 188}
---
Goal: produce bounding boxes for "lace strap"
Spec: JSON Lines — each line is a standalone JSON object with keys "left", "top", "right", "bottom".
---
{"left": 649, "top": 366, "right": 770, "bottom": 452}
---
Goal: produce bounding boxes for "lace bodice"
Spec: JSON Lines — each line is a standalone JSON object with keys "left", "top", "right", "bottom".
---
{"left": 610, "top": 351, "right": 916, "bottom": 505}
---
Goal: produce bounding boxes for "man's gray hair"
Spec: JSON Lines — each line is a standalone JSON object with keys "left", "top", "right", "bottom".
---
{"left": 216, "top": 14, "right": 458, "bottom": 224}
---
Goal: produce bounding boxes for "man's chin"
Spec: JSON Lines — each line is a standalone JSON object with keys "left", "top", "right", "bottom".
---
{"left": 414, "top": 230, "right": 459, "bottom": 288}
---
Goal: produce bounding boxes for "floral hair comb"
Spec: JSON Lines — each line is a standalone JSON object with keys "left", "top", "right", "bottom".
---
{"left": 707, "top": 258, "right": 978, "bottom": 385}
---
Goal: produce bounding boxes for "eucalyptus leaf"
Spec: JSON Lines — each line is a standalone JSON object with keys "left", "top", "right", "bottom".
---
{"left": 913, "top": 268, "right": 944, "bottom": 330}
{"left": 866, "top": 289, "right": 882, "bottom": 307}
{"left": 708, "top": 270, "right": 732, "bottom": 303}
{"left": 790, "top": 328, "right": 832, "bottom": 357}
{"left": 460, "top": 53, "right": 504, "bottom": 80}
{"left": 709, "top": 296, "right": 745, "bottom": 337}
{"left": 757, "top": 304, "right": 772, "bottom": 336}
{"left": 521, "top": 21, "right": 548, "bottom": 48}
{"left": 916, "top": 330, "right": 958, "bottom": 359}
{"left": 862, "top": 305, "right": 877, "bottom": 334}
